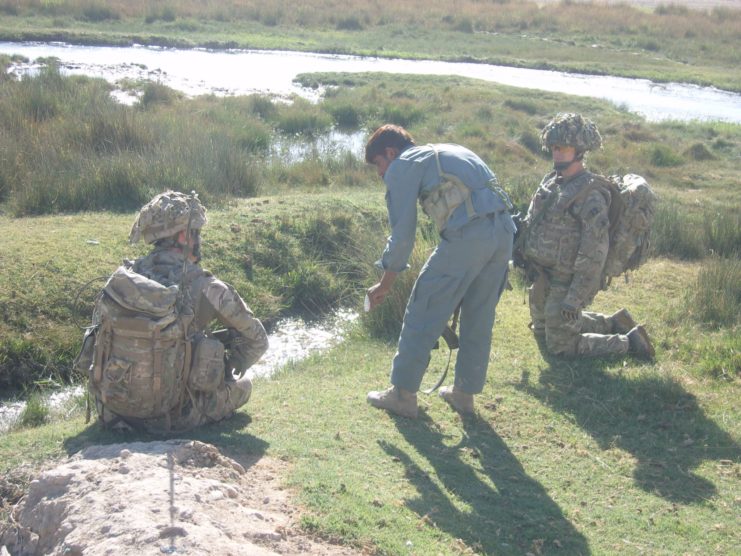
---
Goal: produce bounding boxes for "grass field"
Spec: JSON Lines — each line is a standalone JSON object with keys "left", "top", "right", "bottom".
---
{"left": 0, "top": 14, "right": 739, "bottom": 554}
{"left": 1, "top": 252, "right": 739, "bottom": 554}
{"left": 0, "top": 0, "right": 739, "bottom": 91}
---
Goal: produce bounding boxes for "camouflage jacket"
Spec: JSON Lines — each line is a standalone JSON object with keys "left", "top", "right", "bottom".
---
{"left": 523, "top": 170, "right": 611, "bottom": 308}
{"left": 132, "top": 248, "right": 269, "bottom": 371}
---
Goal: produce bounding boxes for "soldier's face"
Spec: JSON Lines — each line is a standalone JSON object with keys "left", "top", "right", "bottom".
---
{"left": 551, "top": 144, "right": 577, "bottom": 164}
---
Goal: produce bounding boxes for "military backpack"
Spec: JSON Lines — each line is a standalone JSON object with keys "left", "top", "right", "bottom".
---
{"left": 601, "top": 174, "right": 656, "bottom": 286}
{"left": 517, "top": 172, "right": 657, "bottom": 289}
{"left": 84, "top": 265, "right": 194, "bottom": 422}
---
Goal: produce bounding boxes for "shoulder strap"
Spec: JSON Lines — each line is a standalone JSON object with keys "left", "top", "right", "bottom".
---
{"left": 428, "top": 144, "right": 475, "bottom": 219}
{"left": 563, "top": 175, "right": 611, "bottom": 212}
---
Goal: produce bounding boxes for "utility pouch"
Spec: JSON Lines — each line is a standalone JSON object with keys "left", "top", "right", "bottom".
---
{"left": 189, "top": 335, "right": 224, "bottom": 392}
{"left": 419, "top": 145, "right": 475, "bottom": 232}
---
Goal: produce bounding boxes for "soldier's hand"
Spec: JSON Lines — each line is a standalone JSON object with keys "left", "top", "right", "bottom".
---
{"left": 560, "top": 302, "right": 580, "bottom": 322}
{"left": 225, "top": 353, "right": 248, "bottom": 378}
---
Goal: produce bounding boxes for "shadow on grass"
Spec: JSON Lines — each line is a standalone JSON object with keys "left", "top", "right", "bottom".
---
{"left": 518, "top": 347, "right": 740, "bottom": 505}
{"left": 381, "top": 413, "right": 590, "bottom": 555}
{"left": 62, "top": 412, "right": 269, "bottom": 465}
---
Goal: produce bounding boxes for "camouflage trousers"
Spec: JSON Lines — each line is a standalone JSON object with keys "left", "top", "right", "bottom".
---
{"left": 97, "top": 377, "right": 252, "bottom": 433}
{"left": 529, "top": 277, "right": 629, "bottom": 357}
{"left": 177, "top": 377, "right": 253, "bottom": 430}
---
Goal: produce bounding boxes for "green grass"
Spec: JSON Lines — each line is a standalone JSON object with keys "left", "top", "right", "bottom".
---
{"left": 1, "top": 68, "right": 740, "bottom": 391}
{"left": 0, "top": 0, "right": 739, "bottom": 91}
{"left": 684, "top": 257, "right": 741, "bottom": 328}
{"left": 0, "top": 192, "right": 387, "bottom": 392}
{"left": 1, "top": 258, "right": 738, "bottom": 554}
{"left": 0, "top": 66, "right": 739, "bottom": 555}
{"left": 17, "top": 393, "right": 49, "bottom": 428}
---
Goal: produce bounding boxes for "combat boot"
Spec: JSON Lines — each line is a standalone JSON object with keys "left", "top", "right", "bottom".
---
{"left": 610, "top": 309, "right": 637, "bottom": 334}
{"left": 367, "top": 386, "right": 418, "bottom": 419}
{"left": 439, "top": 385, "right": 475, "bottom": 414}
{"left": 627, "top": 325, "right": 655, "bottom": 359}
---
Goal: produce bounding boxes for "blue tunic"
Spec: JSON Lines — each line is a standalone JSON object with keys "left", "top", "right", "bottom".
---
{"left": 378, "top": 144, "right": 512, "bottom": 272}
{"left": 378, "top": 144, "right": 515, "bottom": 394}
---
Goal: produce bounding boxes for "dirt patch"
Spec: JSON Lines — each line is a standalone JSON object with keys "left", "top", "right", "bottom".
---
{"left": 0, "top": 440, "right": 360, "bottom": 556}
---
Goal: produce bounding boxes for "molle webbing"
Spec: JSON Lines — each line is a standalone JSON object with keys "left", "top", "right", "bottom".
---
{"left": 419, "top": 145, "right": 475, "bottom": 232}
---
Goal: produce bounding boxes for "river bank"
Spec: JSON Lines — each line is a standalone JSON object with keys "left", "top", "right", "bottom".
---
{"left": 3, "top": 42, "right": 741, "bottom": 123}
{"left": 2, "top": 66, "right": 739, "bottom": 390}
{"left": 0, "top": 0, "right": 738, "bottom": 91}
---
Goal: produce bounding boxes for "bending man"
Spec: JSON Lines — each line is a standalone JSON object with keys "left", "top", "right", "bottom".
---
{"left": 365, "top": 125, "right": 515, "bottom": 418}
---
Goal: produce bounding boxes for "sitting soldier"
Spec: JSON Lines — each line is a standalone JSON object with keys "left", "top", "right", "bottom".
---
{"left": 77, "top": 190, "right": 268, "bottom": 432}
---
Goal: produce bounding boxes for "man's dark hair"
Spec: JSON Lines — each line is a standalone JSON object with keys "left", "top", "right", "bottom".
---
{"left": 365, "top": 124, "right": 416, "bottom": 164}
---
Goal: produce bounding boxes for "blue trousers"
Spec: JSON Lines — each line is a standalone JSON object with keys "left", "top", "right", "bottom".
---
{"left": 391, "top": 212, "right": 514, "bottom": 394}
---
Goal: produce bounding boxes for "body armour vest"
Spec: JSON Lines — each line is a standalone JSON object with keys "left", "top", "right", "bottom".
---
{"left": 524, "top": 171, "right": 610, "bottom": 276}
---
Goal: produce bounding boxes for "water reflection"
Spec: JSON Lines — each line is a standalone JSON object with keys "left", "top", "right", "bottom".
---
{"left": 0, "top": 309, "right": 358, "bottom": 433}
{"left": 272, "top": 129, "right": 367, "bottom": 162}
{"left": 1, "top": 42, "right": 740, "bottom": 123}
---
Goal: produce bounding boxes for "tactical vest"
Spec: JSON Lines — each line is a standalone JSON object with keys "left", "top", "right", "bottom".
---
{"left": 523, "top": 172, "right": 611, "bottom": 276}
{"left": 523, "top": 172, "right": 656, "bottom": 289}
{"left": 419, "top": 145, "right": 475, "bottom": 232}
{"left": 77, "top": 261, "right": 228, "bottom": 430}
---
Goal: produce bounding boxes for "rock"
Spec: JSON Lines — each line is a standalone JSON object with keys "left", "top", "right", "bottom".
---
{"left": 0, "top": 440, "right": 357, "bottom": 556}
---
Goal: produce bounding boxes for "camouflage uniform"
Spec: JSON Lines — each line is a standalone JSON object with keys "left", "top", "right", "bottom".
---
{"left": 88, "top": 191, "right": 268, "bottom": 432}
{"left": 523, "top": 170, "right": 629, "bottom": 356}
{"left": 128, "top": 248, "right": 269, "bottom": 430}
{"left": 522, "top": 113, "right": 633, "bottom": 357}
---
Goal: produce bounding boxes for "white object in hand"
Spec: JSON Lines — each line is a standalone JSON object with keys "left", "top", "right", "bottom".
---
{"left": 364, "top": 293, "right": 371, "bottom": 312}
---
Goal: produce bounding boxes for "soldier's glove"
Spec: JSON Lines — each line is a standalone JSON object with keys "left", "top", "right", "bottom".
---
{"left": 560, "top": 302, "right": 581, "bottom": 322}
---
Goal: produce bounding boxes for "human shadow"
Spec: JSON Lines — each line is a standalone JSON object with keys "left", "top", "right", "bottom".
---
{"left": 63, "top": 411, "right": 268, "bottom": 465}
{"left": 517, "top": 344, "right": 740, "bottom": 504}
{"left": 381, "top": 413, "right": 590, "bottom": 555}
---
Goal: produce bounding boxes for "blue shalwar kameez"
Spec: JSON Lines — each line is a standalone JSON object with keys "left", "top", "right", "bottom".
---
{"left": 378, "top": 144, "right": 515, "bottom": 394}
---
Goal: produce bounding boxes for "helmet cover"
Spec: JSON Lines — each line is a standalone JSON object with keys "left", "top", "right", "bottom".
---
{"left": 541, "top": 113, "right": 602, "bottom": 153}
{"left": 129, "top": 190, "right": 207, "bottom": 244}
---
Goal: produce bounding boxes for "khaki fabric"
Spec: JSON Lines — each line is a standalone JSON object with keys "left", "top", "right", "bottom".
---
{"left": 524, "top": 170, "right": 610, "bottom": 309}
{"left": 523, "top": 170, "right": 631, "bottom": 358}
{"left": 530, "top": 278, "right": 629, "bottom": 357}
{"left": 83, "top": 247, "right": 268, "bottom": 433}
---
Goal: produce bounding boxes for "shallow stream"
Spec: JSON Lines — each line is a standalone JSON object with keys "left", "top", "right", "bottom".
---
{"left": 0, "top": 310, "right": 358, "bottom": 434}
{"left": 1, "top": 42, "right": 740, "bottom": 123}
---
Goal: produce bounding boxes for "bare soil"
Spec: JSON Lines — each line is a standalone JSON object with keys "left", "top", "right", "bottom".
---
{"left": 0, "top": 440, "right": 361, "bottom": 556}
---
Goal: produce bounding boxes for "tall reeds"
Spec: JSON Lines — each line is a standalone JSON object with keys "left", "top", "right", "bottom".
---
{"left": 0, "top": 67, "right": 375, "bottom": 215}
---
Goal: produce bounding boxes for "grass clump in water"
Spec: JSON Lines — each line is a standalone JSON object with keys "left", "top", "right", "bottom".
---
{"left": 17, "top": 393, "right": 49, "bottom": 428}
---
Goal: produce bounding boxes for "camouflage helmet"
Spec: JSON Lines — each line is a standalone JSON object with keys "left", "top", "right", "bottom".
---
{"left": 541, "top": 113, "right": 602, "bottom": 153}
{"left": 129, "top": 190, "right": 207, "bottom": 244}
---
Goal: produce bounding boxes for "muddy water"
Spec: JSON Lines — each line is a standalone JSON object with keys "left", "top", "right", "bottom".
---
{"left": 0, "top": 310, "right": 358, "bottom": 434}
{"left": 1, "top": 42, "right": 740, "bottom": 123}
